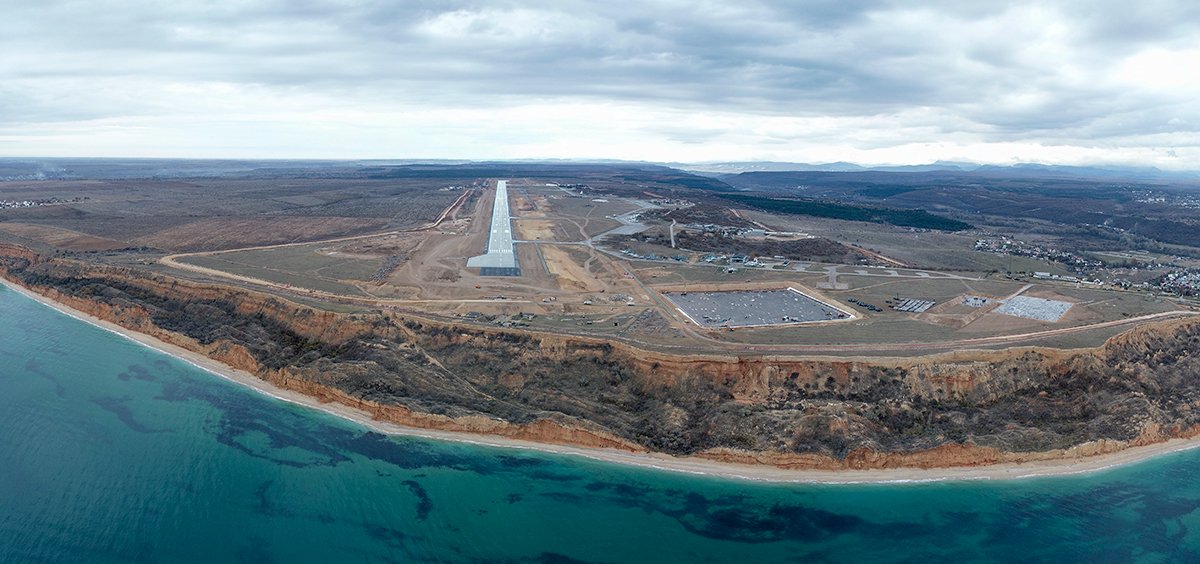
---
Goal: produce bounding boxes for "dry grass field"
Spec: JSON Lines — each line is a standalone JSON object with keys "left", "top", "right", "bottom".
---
{"left": 136, "top": 216, "right": 391, "bottom": 251}
{"left": 178, "top": 254, "right": 371, "bottom": 296}
{"left": 0, "top": 178, "right": 459, "bottom": 252}
{"left": 4, "top": 164, "right": 1193, "bottom": 356}
{"left": 741, "top": 209, "right": 1077, "bottom": 274}
{"left": 0, "top": 222, "right": 128, "bottom": 251}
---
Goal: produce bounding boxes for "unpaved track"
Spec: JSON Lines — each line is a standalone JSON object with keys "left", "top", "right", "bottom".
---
{"left": 156, "top": 186, "right": 1200, "bottom": 356}
{"left": 162, "top": 247, "right": 1198, "bottom": 356}
{"left": 694, "top": 310, "right": 1200, "bottom": 354}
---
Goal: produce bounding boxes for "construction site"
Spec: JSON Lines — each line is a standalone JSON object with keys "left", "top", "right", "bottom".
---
{"left": 149, "top": 178, "right": 1194, "bottom": 356}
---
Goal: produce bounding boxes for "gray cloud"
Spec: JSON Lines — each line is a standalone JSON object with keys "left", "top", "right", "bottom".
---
{"left": 0, "top": 0, "right": 1197, "bottom": 165}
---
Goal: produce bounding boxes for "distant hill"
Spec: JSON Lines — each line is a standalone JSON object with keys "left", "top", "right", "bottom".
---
{"left": 718, "top": 193, "right": 974, "bottom": 232}
{"left": 0, "top": 158, "right": 739, "bottom": 193}
{"left": 4, "top": 157, "right": 1194, "bottom": 183}
{"left": 676, "top": 161, "right": 1199, "bottom": 182}
{"left": 714, "top": 169, "right": 1200, "bottom": 247}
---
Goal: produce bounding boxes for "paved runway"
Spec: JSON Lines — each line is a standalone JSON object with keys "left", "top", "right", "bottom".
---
{"left": 467, "top": 180, "right": 520, "bottom": 276}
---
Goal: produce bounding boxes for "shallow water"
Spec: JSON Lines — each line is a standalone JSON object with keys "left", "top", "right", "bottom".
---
{"left": 3, "top": 284, "right": 1200, "bottom": 563}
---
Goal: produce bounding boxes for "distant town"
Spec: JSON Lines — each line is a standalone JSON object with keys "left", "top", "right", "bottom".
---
{"left": 0, "top": 196, "right": 87, "bottom": 209}
{"left": 975, "top": 237, "right": 1200, "bottom": 296}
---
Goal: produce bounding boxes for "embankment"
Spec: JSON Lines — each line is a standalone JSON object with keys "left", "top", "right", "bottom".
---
{"left": 5, "top": 244, "right": 1200, "bottom": 472}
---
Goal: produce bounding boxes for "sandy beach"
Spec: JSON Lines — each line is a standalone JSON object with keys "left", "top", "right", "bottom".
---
{"left": 5, "top": 276, "right": 1199, "bottom": 485}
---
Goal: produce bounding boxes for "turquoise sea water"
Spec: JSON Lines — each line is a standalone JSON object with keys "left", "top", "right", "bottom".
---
{"left": 3, "top": 284, "right": 1200, "bottom": 563}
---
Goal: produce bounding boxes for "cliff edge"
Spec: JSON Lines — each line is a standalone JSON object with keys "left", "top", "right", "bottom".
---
{"left": 5, "top": 245, "right": 1200, "bottom": 471}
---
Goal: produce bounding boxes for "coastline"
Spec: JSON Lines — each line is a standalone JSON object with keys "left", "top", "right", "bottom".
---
{"left": 4, "top": 276, "right": 1200, "bottom": 484}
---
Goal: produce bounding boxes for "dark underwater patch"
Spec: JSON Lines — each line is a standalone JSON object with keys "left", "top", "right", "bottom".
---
{"left": 92, "top": 396, "right": 169, "bottom": 433}
{"left": 537, "top": 492, "right": 587, "bottom": 504}
{"left": 524, "top": 470, "right": 583, "bottom": 482}
{"left": 251, "top": 480, "right": 293, "bottom": 518}
{"left": 148, "top": 373, "right": 496, "bottom": 474}
{"left": 401, "top": 480, "right": 433, "bottom": 520}
{"left": 336, "top": 431, "right": 508, "bottom": 476}
{"left": 363, "top": 524, "right": 408, "bottom": 549}
{"left": 233, "top": 536, "right": 276, "bottom": 564}
{"left": 25, "top": 359, "right": 65, "bottom": 397}
{"left": 573, "top": 481, "right": 923, "bottom": 544}
{"left": 496, "top": 454, "right": 551, "bottom": 468}
{"left": 533, "top": 553, "right": 601, "bottom": 564}
{"left": 117, "top": 364, "right": 157, "bottom": 382}
{"left": 152, "top": 373, "right": 355, "bottom": 468}
{"left": 213, "top": 412, "right": 350, "bottom": 469}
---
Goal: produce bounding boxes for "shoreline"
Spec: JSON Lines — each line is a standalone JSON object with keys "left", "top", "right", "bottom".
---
{"left": 4, "top": 277, "right": 1200, "bottom": 484}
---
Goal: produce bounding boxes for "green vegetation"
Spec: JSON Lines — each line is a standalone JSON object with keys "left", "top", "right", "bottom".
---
{"left": 721, "top": 170, "right": 1200, "bottom": 249}
{"left": 659, "top": 232, "right": 870, "bottom": 264}
{"left": 721, "top": 194, "right": 974, "bottom": 231}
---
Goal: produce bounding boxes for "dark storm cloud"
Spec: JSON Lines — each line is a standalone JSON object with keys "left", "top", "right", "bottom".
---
{"left": 0, "top": 0, "right": 1197, "bottom": 162}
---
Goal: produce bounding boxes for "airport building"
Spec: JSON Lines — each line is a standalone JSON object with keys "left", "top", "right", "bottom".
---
{"left": 467, "top": 180, "right": 521, "bottom": 276}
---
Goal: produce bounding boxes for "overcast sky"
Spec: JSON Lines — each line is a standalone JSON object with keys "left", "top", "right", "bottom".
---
{"left": 2, "top": 0, "right": 1198, "bottom": 168}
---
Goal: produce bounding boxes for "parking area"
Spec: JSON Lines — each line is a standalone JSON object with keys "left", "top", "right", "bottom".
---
{"left": 893, "top": 298, "right": 936, "bottom": 313}
{"left": 664, "top": 288, "right": 850, "bottom": 328}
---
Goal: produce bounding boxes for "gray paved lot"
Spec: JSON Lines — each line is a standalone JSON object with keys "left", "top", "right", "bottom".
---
{"left": 665, "top": 288, "right": 849, "bottom": 327}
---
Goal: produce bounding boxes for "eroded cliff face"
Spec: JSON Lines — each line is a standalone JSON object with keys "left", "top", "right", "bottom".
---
{"left": 4, "top": 248, "right": 1200, "bottom": 470}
